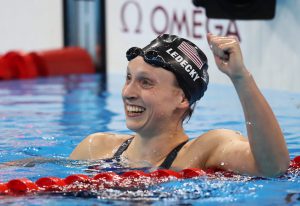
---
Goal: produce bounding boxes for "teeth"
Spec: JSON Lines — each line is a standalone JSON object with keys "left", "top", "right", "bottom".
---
{"left": 127, "top": 105, "right": 145, "bottom": 113}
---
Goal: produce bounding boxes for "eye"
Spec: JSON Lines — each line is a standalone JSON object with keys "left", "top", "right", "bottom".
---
{"left": 125, "top": 73, "right": 131, "bottom": 84}
{"left": 140, "top": 78, "right": 153, "bottom": 89}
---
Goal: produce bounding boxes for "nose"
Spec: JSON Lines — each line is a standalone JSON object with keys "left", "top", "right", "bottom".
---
{"left": 122, "top": 80, "right": 138, "bottom": 101}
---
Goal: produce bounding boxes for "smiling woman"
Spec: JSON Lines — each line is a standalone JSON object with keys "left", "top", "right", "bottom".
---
{"left": 124, "top": 56, "right": 188, "bottom": 134}
{"left": 70, "top": 33, "right": 289, "bottom": 177}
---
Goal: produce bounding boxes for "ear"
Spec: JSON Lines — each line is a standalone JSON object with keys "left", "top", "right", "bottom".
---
{"left": 177, "top": 92, "right": 189, "bottom": 109}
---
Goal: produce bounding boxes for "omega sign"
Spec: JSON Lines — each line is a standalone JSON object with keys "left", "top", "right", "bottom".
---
{"left": 121, "top": 0, "right": 241, "bottom": 41}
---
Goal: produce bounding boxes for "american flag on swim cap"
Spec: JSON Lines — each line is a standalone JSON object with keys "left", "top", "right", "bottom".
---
{"left": 178, "top": 41, "right": 204, "bottom": 69}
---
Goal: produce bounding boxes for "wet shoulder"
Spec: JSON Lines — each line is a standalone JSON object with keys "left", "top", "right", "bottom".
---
{"left": 172, "top": 129, "right": 246, "bottom": 168}
{"left": 69, "top": 133, "right": 133, "bottom": 160}
{"left": 193, "top": 129, "right": 246, "bottom": 144}
{"left": 188, "top": 129, "right": 246, "bottom": 156}
{"left": 188, "top": 129, "right": 246, "bottom": 151}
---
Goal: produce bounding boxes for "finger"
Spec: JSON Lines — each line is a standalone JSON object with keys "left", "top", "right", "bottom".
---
{"left": 206, "top": 33, "right": 213, "bottom": 46}
{"left": 210, "top": 42, "right": 230, "bottom": 61}
{"left": 210, "top": 38, "right": 235, "bottom": 55}
{"left": 209, "top": 34, "right": 235, "bottom": 42}
{"left": 219, "top": 41, "right": 237, "bottom": 51}
{"left": 213, "top": 38, "right": 240, "bottom": 59}
{"left": 208, "top": 35, "right": 234, "bottom": 50}
{"left": 227, "top": 35, "right": 239, "bottom": 42}
{"left": 207, "top": 33, "right": 224, "bottom": 46}
{"left": 211, "top": 38, "right": 236, "bottom": 46}
{"left": 207, "top": 33, "right": 237, "bottom": 40}
{"left": 210, "top": 36, "right": 237, "bottom": 51}
{"left": 206, "top": 33, "right": 213, "bottom": 40}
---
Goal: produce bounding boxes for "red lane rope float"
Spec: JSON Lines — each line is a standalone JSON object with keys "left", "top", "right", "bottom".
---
{"left": 0, "top": 183, "right": 8, "bottom": 194}
{"left": 7, "top": 178, "right": 39, "bottom": 194}
{"left": 290, "top": 156, "right": 300, "bottom": 169}
{"left": 0, "top": 51, "right": 38, "bottom": 80}
{"left": 0, "top": 47, "right": 95, "bottom": 81}
{"left": 180, "top": 168, "right": 207, "bottom": 178}
{"left": 36, "top": 177, "right": 66, "bottom": 192}
{"left": 0, "top": 156, "right": 299, "bottom": 196}
{"left": 0, "top": 55, "right": 12, "bottom": 80}
{"left": 30, "top": 47, "right": 95, "bottom": 77}
{"left": 0, "top": 168, "right": 205, "bottom": 196}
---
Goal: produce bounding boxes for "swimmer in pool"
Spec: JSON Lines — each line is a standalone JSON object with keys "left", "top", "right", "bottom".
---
{"left": 70, "top": 33, "right": 290, "bottom": 177}
{"left": 4, "top": 33, "right": 286, "bottom": 177}
{"left": 69, "top": 33, "right": 290, "bottom": 177}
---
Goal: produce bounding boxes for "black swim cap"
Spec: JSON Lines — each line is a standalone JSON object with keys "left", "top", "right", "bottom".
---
{"left": 126, "top": 34, "right": 209, "bottom": 104}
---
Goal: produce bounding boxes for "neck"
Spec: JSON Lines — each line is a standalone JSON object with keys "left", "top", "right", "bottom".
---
{"left": 125, "top": 125, "right": 188, "bottom": 166}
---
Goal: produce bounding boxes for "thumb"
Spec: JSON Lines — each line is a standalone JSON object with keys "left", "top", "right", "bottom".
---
{"left": 206, "top": 33, "right": 213, "bottom": 45}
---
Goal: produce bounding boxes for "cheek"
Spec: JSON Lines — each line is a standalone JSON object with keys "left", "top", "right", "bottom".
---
{"left": 149, "top": 96, "right": 174, "bottom": 117}
{"left": 143, "top": 88, "right": 177, "bottom": 111}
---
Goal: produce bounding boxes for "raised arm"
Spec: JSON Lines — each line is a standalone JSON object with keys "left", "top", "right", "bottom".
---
{"left": 206, "top": 33, "right": 289, "bottom": 177}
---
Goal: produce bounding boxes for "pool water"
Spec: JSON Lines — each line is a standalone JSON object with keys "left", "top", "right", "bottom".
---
{"left": 0, "top": 74, "right": 299, "bottom": 205}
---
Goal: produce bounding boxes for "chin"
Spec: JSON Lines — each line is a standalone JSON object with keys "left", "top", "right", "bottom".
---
{"left": 126, "top": 120, "right": 141, "bottom": 132}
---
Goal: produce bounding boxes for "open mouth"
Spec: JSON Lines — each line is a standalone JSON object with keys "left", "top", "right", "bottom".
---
{"left": 126, "top": 105, "right": 146, "bottom": 116}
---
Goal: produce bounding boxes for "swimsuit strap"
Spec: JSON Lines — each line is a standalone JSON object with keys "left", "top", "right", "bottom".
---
{"left": 113, "top": 137, "right": 188, "bottom": 169}
{"left": 113, "top": 137, "right": 134, "bottom": 158}
{"left": 159, "top": 140, "right": 188, "bottom": 169}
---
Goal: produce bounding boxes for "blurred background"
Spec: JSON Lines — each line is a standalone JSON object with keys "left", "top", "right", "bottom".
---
{"left": 0, "top": 0, "right": 299, "bottom": 92}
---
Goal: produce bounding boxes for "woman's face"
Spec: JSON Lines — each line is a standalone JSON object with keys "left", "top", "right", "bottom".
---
{"left": 122, "top": 56, "right": 188, "bottom": 135}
